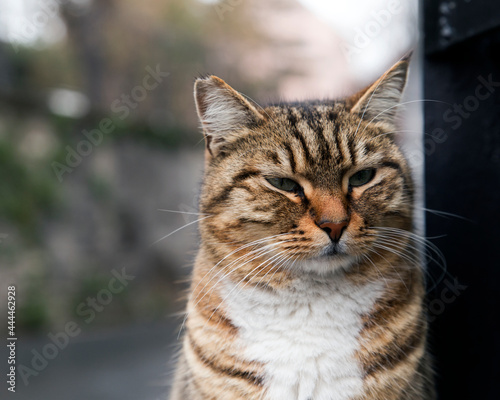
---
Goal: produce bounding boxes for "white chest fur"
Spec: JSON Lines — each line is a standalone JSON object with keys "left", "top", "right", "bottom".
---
{"left": 221, "top": 272, "right": 383, "bottom": 400}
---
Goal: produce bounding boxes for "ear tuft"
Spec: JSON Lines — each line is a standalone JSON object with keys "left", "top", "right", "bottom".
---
{"left": 348, "top": 55, "right": 411, "bottom": 127}
{"left": 194, "top": 76, "right": 265, "bottom": 158}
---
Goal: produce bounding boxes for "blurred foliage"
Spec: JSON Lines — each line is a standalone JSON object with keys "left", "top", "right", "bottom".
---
{"left": 18, "top": 274, "right": 50, "bottom": 332}
{"left": 87, "top": 174, "right": 112, "bottom": 202}
{"left": 0, "top": 133, "right": 59, "bottom": 243}
{"left": 69, "top": 271, "right": 132, "bottom": 326}
{"left": 0, "top": 0, "right": 300, "bottom": 332}
{"left": 1, "top": 0, "right": 288, "bottom": 136}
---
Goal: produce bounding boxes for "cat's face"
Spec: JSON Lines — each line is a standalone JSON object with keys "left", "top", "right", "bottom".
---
{"left": 195, "top": 58, "right": 414, "bottom": 277}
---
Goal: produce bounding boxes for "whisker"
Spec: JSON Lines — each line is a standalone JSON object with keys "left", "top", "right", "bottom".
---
{"left": 193, "top": 242, "right": 287, "bottom": 306}
{"left": 417, "top": 207, "right": 473, "bottom": 222}
{"left": 360, "top": 250, "right": 389, "bottom": 288}
{"left": 203, "top": 242, "right": 293, "bottom": 298}
{"left": 240, "top": 93, "right": 275, "bottom": 123}
{"left": 179, "top": 237, "right": 293, "bottom": 337}
{"left": 370, "top": 235, "right": 428, "bottom": 267}
{"left": 201, "top": 249, "right": 290, "bottom": 333}
{"left": 190, "top": 233, "right": 291, "bottom": 303}
{"left": 157, "top": 209, "right": 211, "bottom": 216}
{"left": 251, "top": 249, "right": 299, "bottom": 292}
{"left": 358, "top": 99, "right": 451, "bottom": 137}
{"left": 368, "top": 226, "right": 449, "bottom": 290}
{"left": 371, "top": 242, "right": 419, "bottom": 267}
{"left": 373, "top": 239, "right": 441, "bottom": 290}
{"left": 373, "top": 129, "right": 432, "bottom": 139}
{"left": 209, "top": 250, "right": 297, "bottom": 333}
{"left": 353, "top": 58, "right": 405, "bottom": 138}
{"left": 380, "top": 241, "right": 447, "bottom": 288}
{"left": 213, "top": 251, "right": 298, "bottom": 334}
{"left": 150, "top": 215, "right": 213, "bottom": 246}
{"left": 368, "top": 245, "right": 410, "bottom": 292}
{"left": 370, "top": 227, "right": 446, "bottom": 265}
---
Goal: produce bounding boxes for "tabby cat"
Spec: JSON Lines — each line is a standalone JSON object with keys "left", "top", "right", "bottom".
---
{"left": 170, "top": 55, "right": 436, "bottom": 400}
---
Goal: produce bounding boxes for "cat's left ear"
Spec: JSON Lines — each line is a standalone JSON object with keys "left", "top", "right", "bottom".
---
{"left": 348, "top": 53, "right": 411, "bottom": 128}
{"left": 194, "top": 76, "right": 265, "bottom": 161}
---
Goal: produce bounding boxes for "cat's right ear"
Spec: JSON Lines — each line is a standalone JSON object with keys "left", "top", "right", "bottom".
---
{"left": 347, "top": 54, "right": 411, "bottom": 129}
{"left": 194, "top": 76, "right": 265, "bottom": 162}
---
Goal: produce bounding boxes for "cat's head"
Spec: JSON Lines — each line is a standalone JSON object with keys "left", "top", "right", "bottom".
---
{"left": 194, "top": 56, "right": 414, "bottom": 277}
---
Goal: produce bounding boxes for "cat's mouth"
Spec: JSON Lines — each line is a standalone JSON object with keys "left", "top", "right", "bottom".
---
{"left": 319, "top": 238, "right": 353, "bottom": 258}
{"left": 322, "top": 243, "right": 342, "bottom": 257}
{"left": 298, "top": 245, "right": 356, "bottom": 274}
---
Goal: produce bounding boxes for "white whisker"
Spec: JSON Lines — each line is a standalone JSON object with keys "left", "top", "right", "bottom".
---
{"left": 157, "top": 209, "right": 211, "bottom": 216}
{"left": 201, "top": 249, "right": 291, "bottom": 333}
{"left": 150, "top": 215, "right": 212, "bottom": 246}
{"left": 368, "top": 226, "right": 449, "bottom": 290}
{"left": 418, "top": 207, "right": 473, "bottom": 222}
{"left": 178, "top": 235, "right": 293, "bottom": 338}
{"left": 358, "top": 99, "right": 451, "bottom": 137}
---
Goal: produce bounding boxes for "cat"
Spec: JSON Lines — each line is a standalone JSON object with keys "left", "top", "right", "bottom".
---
{"left": 169, "top": 54, "right": 436, "bottom": 400}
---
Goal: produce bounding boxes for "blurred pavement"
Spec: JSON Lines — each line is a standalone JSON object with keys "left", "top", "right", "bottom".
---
{"left": 3, "top": 322, "right": 177, "bottom": 400}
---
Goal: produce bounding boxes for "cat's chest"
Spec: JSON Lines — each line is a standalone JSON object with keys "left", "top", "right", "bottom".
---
{"left": 221, "top": 275, "right": 383, "bottom": 400}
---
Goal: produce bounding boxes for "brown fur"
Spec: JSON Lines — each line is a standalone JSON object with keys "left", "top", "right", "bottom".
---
{"left": 170, "top": 56, "right": 435, "bottom": 399}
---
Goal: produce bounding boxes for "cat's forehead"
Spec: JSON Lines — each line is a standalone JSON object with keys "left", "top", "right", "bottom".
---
{"left": 240, "top": 103, "right": 394, "bottom": 185}
{"left": 263, "top": 103, "right": 381, "bottom": 143}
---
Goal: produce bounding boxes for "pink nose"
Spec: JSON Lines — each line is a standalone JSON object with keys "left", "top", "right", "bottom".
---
{"left": 318, "top": 221, "right": 348, "bottom": 242}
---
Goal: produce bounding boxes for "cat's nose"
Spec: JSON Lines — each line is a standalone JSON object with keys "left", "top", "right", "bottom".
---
{"left": 318, "top": 220, "right": 348, "bottom": 242}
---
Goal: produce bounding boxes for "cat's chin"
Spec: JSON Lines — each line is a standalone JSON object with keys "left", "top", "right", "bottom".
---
{"left": 295, "top": 252, "right": 357, "bottom": 276}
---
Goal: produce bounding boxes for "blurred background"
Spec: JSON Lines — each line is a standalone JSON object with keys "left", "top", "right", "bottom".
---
{"left": 0, "top": 0, "right": 423, "bottom": 399}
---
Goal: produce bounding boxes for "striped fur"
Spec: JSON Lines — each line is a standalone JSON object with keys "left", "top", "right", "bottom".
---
{"left": 170, "top": 56, "right": 436, "bottom": 399}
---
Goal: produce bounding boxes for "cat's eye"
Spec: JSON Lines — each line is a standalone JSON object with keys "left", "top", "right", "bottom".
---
{"left": 266, "top": 177, "right": 301, "bottom": 193}
{"left": 349, "top": 169, "right": 376, "bottom": 188}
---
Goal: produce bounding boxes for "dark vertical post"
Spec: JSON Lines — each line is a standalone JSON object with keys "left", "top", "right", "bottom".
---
{"left": 423, "top": 1, "right": 500, "bottom": 399}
